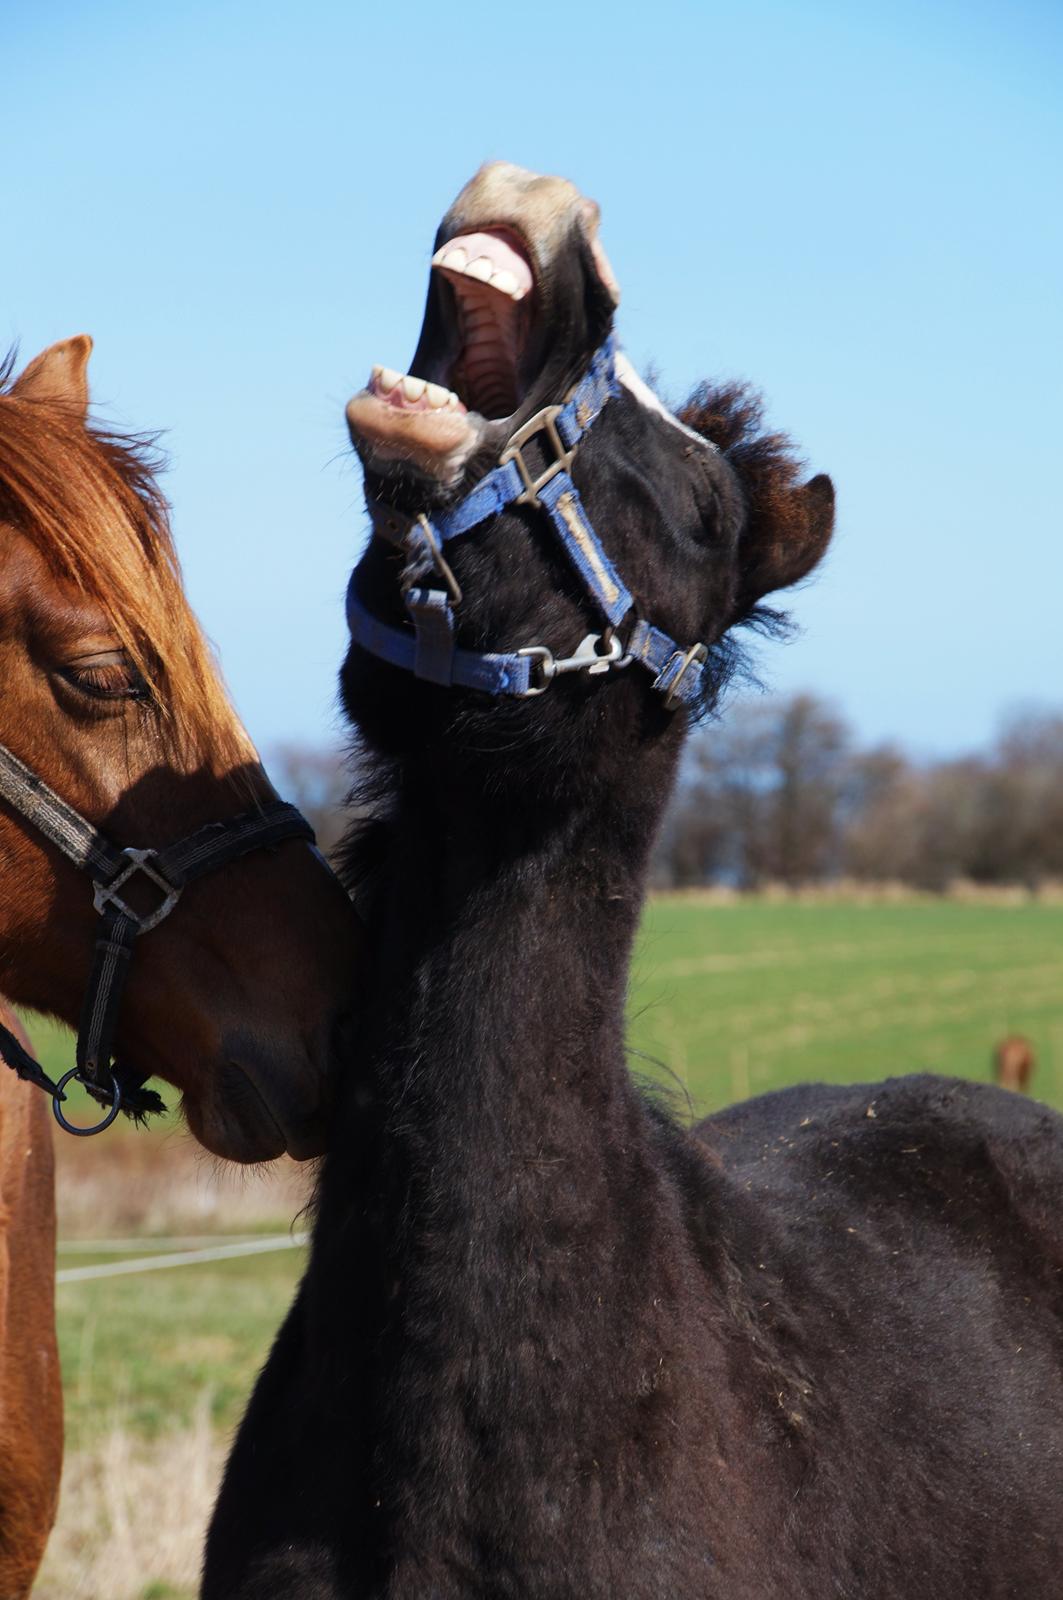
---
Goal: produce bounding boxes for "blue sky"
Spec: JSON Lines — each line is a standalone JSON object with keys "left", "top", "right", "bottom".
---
{"left": 6, "top": 0, "right": 1061, "bottom": 760}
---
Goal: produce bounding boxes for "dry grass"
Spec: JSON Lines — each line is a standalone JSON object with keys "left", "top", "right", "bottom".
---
{"left": 653, "top": 878, "right": 1063, "bottom": 906}
{"left": 55, "top": 1127, "right": 312, "bottom": 1239}
{"left": 33, "top": 1398, "right": 222, "bottom": 1600}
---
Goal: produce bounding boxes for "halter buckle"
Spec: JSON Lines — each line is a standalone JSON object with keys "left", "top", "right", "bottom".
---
{"left": 660, "top": 642, "right": 709, "bottom": 711}
{"left": 499, "top": 406, "right": 575, "bottom": 507}
{"left": 93, "top": 849, "right": 182, "bottom": 933}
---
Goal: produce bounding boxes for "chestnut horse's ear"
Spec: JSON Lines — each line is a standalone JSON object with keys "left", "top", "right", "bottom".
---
{"left": 12, "top": 335, "right": 93, "bottom": 417}
{"left": 733, "top": 472, "right": 835, "bottom": 616}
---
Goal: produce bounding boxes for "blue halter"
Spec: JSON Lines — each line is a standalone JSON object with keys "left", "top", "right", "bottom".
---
{"left": 345, "top": 337, "right": 708, "bottom": 711}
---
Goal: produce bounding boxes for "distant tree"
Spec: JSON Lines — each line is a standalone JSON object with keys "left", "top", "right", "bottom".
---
{"left": 657, "top": 693, "right": 851, "bottom": 888}
{"left": 267, "top": 743, "right": 351, "bottom": 861}
{"left": 768, "top": 694, "right": 850, "bottom": 883}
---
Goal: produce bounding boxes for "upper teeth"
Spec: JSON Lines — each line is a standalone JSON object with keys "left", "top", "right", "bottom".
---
{"left": 432, "top": 246, "right": 527, "bottom": 301}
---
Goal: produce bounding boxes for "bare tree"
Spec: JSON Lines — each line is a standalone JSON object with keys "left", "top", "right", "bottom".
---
{"left": 658, "top": 694, "right": 850, "bottom": 888}
{"left": 267, "top": 743, "right": 351, "bottom": 861}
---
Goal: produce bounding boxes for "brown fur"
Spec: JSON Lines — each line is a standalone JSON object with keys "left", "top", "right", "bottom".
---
{"left": 0, "top": 347, "right": 250, "bottom": 767}
{"left": 994, "top": 1035, "right": 1035, "bottom": 1093}
{"left": 0, "top": 337, "right": 362, "bottom": 1164}
{"left": 0, "top": 1004, "right": 60, "bottom": 1600}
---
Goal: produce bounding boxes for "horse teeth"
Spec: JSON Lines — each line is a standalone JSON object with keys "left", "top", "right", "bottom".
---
{"left": 464, "top": 257, "right": 494, "bottom": 283}
{"left": 435, "top": 246, "right": 468, "bottom": 272}
{"left": 377, "top": 366, "right": 401, "bottom": 392}
{"left": 425, "top": 383, "right": 451, "bottom": 409}
{"left": 402, "top": 376, "right": 426, "bottom": 401}
{"left": 490, "top": 269, "right": 519, "bottom": 298}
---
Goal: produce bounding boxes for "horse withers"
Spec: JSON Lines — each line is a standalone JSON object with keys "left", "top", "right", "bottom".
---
{"left": 0, "top": 335, "right": 363, "bottom": 1595}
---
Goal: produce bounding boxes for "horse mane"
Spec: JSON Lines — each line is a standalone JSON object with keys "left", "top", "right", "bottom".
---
{"left": 678, "top": 380, "right": 811, "bottom": 572}
{"left": 0, "top": 350, "right": 251, "bottom": 767}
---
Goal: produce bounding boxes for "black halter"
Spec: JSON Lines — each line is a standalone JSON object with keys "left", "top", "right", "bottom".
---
{"left": 0, "top": 741, "right": 314, "bottom": 1135}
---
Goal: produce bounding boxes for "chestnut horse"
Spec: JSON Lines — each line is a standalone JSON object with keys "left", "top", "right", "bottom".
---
{"left": 0, "top": 1005, "right": 59, "bottom": 1600}
{"left": 995, "top": 1035, "right": 1035, "bottom": 1093}
{"left": 0, "top": 336, "right": 362, "bottom": 1595}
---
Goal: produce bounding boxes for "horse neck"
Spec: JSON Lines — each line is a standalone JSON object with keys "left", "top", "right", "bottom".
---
{"left": 324, "top": 728, "right": 723, "bottom": 1386}
{"left": 348, "top": 744, "right": 676, "bottom": 1169}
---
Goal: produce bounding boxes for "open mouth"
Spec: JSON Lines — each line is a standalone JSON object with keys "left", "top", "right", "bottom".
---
{"left": 346, "top": 226, "right": 538, "bottom": 486}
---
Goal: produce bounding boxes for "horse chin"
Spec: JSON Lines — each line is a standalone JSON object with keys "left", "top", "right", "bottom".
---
{"left": 345, "top": 389, "right": 486, "bottom": 489}
{"left": 182, "top": 1062, "right": 324, "bottom": 1164}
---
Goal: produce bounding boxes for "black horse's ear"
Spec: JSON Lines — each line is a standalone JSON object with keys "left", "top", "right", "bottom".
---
{"left": 732, "top": 472, "right": 834, "bottom": 618}
{"left": 11, "top": 335, "right": 93, "bottom": 418}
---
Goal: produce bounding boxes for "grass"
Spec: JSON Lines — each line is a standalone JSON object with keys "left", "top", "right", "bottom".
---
{"left": 26, "top": 896, "right": 1063, "bottom": 1595}
{"left": 628, "top": 898, "right": 1063, "bottom": 1114}
{"left": 55, "top": 1245, "right": 305, "bottom": 1450}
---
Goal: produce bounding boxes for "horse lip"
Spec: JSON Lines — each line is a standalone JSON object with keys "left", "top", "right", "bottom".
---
{"left": 221, "top": 1051, "right": 331, "bottom": 1163}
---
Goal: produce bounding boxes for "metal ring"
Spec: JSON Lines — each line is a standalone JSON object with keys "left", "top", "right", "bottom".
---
{"left": 52, "top": 1068, "right": 123, "bottom": 1137}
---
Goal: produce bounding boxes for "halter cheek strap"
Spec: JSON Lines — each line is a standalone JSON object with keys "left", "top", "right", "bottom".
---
{"left": 346, "top": 337, "right": 708, "bottom": 712}
{"left": 0, "top": 741, "right": 314, "bottom": 1134}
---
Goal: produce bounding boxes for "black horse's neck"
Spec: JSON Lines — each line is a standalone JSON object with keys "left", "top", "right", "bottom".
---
{"left": 311, "top": 739, "right": 728, "bottom": 1586}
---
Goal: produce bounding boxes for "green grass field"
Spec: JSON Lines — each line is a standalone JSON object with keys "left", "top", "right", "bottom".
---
{"left": 30, "top": 898, "right": 1063, "bottom": 1594}
{"left": 629, "top": 897, "right": 1063, "bottom": 1114}
{"left": 41, "top": 897, "right": 1063, "bottom": 1446}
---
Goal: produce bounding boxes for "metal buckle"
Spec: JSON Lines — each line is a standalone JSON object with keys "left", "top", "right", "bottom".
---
{"left": 661, "top": 643, "right": 709, "bottom": 711}
{"left": 403, "top": 515, "right": 463, "bottom": 608}
{"left": 52, "top": 1066, "right": 122, "bottom": 1137}
{"left": 93, "top": 848, "right": 182, "bottom": 933}
{"left": 517, "top": 632, "right": 626, "bottom": 697}
{"left": 499, "top": 406, "right": 575, "bottom": 507}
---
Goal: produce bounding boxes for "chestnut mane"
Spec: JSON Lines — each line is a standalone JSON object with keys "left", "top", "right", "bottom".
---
{"left": 0, "top": 351, "right": 250, "bottom": 767}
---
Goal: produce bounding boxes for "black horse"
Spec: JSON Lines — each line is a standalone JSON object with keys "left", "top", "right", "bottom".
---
{"left": 204, "top": 163, "right": 1063, "bottom": 1599}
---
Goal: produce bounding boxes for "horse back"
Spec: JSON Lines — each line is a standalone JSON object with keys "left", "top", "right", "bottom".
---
{"left": 690, "top": 1075, "right": 1063, "bottom": 1595}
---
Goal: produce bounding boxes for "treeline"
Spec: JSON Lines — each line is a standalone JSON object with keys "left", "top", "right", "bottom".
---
{"left": 269, "top": 696, "right": 1063, "bottom": 893}
{"left": 652, "top": 695, "right": 1063, "bottom": 891}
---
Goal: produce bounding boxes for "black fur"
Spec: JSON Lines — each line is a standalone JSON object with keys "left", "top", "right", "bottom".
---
{"left": 203, "top": 203, "right": 1063, "bottom": 1598}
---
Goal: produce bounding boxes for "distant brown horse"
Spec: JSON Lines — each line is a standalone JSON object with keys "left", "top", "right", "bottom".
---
{"left": 0, "top": 335, "right": 363, "bottom": 1594}
{"left": 994, "top": 1035, "right": 1035, "bottom": 1093}
{"left": 0, "top": 1004, "right": 60, "bottom": 1600}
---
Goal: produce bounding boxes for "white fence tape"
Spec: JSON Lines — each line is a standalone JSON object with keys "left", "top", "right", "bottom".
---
{"left": 58, "top": 1233, "right": 268, "bottom": 1254}
{"left": 56, "top": 1232, "right": 308, "bottom": 1284}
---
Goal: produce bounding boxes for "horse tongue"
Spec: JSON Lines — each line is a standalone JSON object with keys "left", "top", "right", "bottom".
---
{"left": 431, "top": 230, "right": 534, "bottom": 301}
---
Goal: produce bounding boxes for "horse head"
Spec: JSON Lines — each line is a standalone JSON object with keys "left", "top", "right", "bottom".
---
{"left": 343, "top": 161, "right": 835, "bottom": 796}
{"left": 0, "top": 337, "right": 362, "bottom": 1162}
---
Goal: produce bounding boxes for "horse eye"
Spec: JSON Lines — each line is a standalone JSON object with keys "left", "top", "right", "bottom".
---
{"left": 60, "top": 650, "right": 149, "bottom": 702}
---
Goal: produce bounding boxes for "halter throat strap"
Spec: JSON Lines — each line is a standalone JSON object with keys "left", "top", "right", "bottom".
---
{"left": 347, "top": 337, "right": 707, "bottom": 710}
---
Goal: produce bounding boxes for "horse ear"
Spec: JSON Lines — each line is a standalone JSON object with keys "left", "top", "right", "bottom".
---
{"left": 11, "top": 335, "right": 93, "bottom": 416}
{"left": 733, "top": 472, "right": 834, "bottom": 616}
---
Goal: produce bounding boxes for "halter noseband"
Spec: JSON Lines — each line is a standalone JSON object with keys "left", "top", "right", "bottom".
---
{"left": 346, "top": 337, "right": 709, "bottom": 711}
{"left": 0, "top": 742, "right": 314, "bottom": 1135}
